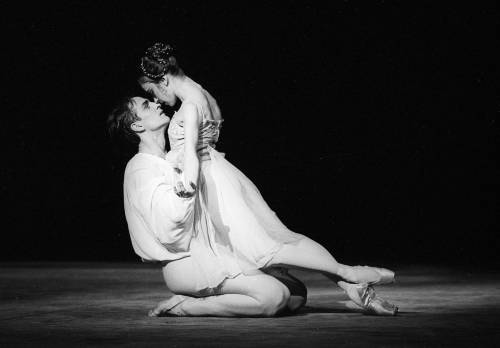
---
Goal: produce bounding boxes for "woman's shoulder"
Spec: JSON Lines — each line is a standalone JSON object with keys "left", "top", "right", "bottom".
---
{"left": 176, "top": 101, "right": 202, "bottom": 124}
{"left": 179, "top": 100, "right": 199, "bottom": 112}
{"left": 200, "top": 89, "right": 222, "bottom": 120}
{"left": 177, "top": 84, "right": 222, "bottom": 122}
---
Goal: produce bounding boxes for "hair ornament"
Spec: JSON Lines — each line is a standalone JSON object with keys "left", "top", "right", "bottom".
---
{"left": 146, "top": 42, "right": 174, "bottom": 64}
{"left": 140, "top": 42, "right": 175, "bottom": 79}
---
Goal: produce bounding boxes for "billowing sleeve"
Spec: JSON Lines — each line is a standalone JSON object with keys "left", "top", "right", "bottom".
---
{"left": 131, "top": 168, "right": 195, "bottom": 253}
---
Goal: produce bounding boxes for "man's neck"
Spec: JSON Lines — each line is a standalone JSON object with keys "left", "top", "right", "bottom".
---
{"left": 138, "top": 130, "right": 167, "bottom": 159}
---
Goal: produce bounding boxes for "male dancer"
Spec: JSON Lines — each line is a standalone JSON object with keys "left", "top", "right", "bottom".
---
{"left": 108, "top": 96, "right": 397, "bottom": 316}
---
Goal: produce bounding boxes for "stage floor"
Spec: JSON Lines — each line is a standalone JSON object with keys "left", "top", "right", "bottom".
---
{"left": 1, "top": 263, "right": 499, "bottom": 347}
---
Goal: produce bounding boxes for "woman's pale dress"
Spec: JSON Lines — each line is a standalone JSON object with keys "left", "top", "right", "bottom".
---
{"left": 166, "top": 97, "right": 304, "bottom": 293}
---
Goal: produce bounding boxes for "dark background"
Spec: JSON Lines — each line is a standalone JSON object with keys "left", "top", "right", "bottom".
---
{"left": 1, "top": 2, "right": 496, "bottom": 268}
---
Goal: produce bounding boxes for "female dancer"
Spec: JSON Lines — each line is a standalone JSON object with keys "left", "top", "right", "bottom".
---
{"left": 136, "top": 43, "right": 398, "bottom": 316}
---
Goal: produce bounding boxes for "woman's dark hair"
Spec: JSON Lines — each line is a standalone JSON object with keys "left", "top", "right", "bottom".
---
{"left": 139, "top": 42, "right": 183, "bottom": 83}
{"left": 107, "top": 97, "right": 141, "bottom": 144}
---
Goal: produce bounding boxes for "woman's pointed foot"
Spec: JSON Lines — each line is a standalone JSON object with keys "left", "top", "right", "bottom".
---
{"left": 369, "top": 267, "right": 395, "bottom": 286}
{"left": 338, "top": 281, "right": 398, "bottom": 316}
{"left": 349, "top": 265, "right": 395, "bottom": 285}
{"left": 364, "top": 295, "right": 399, "bottom": 316}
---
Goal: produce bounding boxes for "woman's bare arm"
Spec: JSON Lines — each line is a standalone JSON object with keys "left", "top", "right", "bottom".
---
{"left": 181, "top": 102, "right": 201, "bottom": 192}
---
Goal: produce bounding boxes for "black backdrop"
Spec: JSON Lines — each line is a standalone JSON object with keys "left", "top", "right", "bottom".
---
{"left": 2, "top": 2, "right": 496, "bottom": 268}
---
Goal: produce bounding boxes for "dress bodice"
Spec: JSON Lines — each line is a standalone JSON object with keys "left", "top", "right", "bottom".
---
{"left": 168, "top": 107, "right": 223, "bottom": 153}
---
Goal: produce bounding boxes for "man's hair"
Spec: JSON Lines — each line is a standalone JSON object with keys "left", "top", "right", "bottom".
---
{"left": 107, "top": 97, "right": 140, "bottom": 144}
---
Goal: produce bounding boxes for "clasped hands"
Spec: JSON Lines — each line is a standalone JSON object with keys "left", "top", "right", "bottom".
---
{"left": 174, "top": 180, "right": 197, "bottom": 198}
{"left": 173, "top": 167, "right": 197, "bottom": 198}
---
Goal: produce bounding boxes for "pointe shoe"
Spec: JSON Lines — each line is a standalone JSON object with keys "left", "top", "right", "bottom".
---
{"left": 365, "top": 295, "right": 399, "bottom": 316}
{"left": 369, "top": 267, "right": 395, "bottom": 286}
{"left": 148, "top": 295, "right": 188, "bottom": 317}
{"left": 353, "top": 266, "right": 395, "bottom": 286}
{"left": 341, "top": 282, "right": 398, "bottom": 316}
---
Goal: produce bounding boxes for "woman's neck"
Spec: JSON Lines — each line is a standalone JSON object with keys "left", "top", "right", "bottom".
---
{"left": 170, "top": 75, "right": 202, "bottom": 103}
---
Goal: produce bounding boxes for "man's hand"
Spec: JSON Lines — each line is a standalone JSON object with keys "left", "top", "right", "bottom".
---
{"left": 174, "top": 181, "right": 197, "bottom": 198}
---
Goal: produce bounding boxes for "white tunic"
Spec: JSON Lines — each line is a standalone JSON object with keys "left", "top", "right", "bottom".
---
{"left": 123, "top": 152, "right": 195, "bottom": 262}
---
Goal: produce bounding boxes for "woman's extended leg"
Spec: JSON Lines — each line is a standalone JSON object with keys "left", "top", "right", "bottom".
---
{"left": 268, "top": 236, "right": 393, "bottom": 284}
{"left": 266, "top": 237, "right": 398, "bottom": 315}
{"left": 150, "top": 257, "right": 291, "bottom": 317}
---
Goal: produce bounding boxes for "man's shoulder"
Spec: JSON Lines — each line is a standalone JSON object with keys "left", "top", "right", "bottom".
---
{"left": 125, "top": 153, "right": 173, "bottom": 179}
{"left": 126, "top": 153, "right": 149, "bottom": 169}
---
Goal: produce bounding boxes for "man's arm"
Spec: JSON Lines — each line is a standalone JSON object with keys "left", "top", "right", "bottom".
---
{"left": 132, "top": 168, "right": 196, "bottom": 253}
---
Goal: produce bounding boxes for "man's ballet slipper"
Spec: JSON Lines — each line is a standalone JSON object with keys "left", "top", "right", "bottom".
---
{"left": 148, "top": 294, "right": 188, "bottom": 317}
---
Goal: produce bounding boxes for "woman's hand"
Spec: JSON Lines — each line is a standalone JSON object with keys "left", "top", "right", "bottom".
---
{"left": 182, "top": 103, "right": 201, "bottom": 187}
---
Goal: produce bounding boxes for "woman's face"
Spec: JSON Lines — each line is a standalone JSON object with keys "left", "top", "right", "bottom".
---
{"left": 140, "top": 79, "right": 177, "bottom": 107}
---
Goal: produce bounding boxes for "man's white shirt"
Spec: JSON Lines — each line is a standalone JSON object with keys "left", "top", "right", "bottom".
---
{"left": 123, "top": 152, "right": 195, "bottom": 262}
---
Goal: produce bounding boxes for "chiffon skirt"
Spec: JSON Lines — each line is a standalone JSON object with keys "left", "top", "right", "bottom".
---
{"left": 173, "top": 146, "right": 304, "bottom": 293}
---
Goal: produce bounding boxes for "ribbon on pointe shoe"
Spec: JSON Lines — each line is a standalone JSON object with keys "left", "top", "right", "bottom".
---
{"left": 364, "top": 294, "right": 399, "bottom": 316}
{"left": 358, "top": 285, "right": 398, "bottom": 316}
{"left": 343, "top": 283, "right": 398, "bottom": 316}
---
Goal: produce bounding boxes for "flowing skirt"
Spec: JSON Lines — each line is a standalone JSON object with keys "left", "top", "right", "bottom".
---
{"left": 175, "top": 146, "right": 304, "bottom": 292}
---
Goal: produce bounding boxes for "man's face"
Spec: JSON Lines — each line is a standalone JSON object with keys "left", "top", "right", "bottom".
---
{"left": 132, "top": 97, "right": 170, "bottom": 132}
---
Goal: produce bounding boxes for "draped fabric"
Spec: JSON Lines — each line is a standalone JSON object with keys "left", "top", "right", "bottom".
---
{"left": 165, "top": 102, "right": 304, "bottom": 290}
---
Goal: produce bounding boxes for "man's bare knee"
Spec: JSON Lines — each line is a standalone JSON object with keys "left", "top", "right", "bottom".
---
{"left": 256, "top": 283, "right": 290, "bottom": 317}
